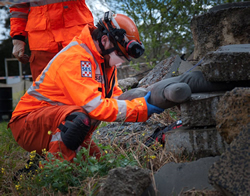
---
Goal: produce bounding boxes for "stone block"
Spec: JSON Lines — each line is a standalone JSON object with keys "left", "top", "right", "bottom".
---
{"left": 191, "top": 2, "right": 250, "bottom": 61}
{"left": 208, "top": 124, "right": 250, "bottom": 196}
{"left": 143, "top": 156, "right": 220, "bottom": 196}
{"left": 216, "top": 87, "right": 250, "bottom": 144}
{"left": 178, "top": 60, "right": 202, "bottom": 75}
{"left": 180, "top": 92, "right": 225, "bottom": 127}
{"left": 165, "top": 126, "right": 228, "bottom": 158}
{"left": 138, "top": 56, "right": 181, "bottom": 87}
{"left": 118, "top": 77, "right": 138, "bottom": 91}
{"left": 201, "top": 44, "right": 250, "bottom": 82}
{"left": 98, "top": 166, "right": 152, "bottom": 196}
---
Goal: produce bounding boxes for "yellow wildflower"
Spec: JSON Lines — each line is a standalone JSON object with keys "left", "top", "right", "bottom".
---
{"left": 116, "top": 112, "right": 122, "bottom": 116}
{"left": 150, "top": 155, "right": 156, "bottom": 159}
{"left": 97, "top": 131, "right": 100, "bottom": 135}
{"left": 15, "top": 184, "right": 21, "bottom": 190}
{"left": 48, "top": 130, "right": 52, "bottom": 135}
{"left": 1, "top": 168, "right": 5, "bottom": 174}
{"left": 31, "top": 150, "right": 36, "bottom": 154}
{"left": 39, "top": 161, "right": 43, "bottom": 169}
{"left": 29, "top": 154, "right": 36, "bottom": 160}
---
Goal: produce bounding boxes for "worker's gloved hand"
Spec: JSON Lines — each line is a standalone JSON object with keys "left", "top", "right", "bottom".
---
{"left": 144, "top": 91, "right": 164, "bottom": 117}
{"left": 12, "top": 39, "right": 29, "bottom": 64}
{"left": 12, "top": 39, "right": 25, "bottom": 58}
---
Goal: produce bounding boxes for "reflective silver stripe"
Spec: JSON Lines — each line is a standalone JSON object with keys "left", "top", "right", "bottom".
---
{"left": 82, "top": 95, "right": 102, "bottom": 113}
{"left": 80, "top": 43, "right": 104, "bottom": 83}
{"left": 30, "top": 0, "right": 77, "bottom": 7}
{"left": 10, "top": 11, "right": 28, "bottom": 19}
{"left": 113, "top": 96, "right": 119, "bottom": 100}
{"left": 27, "top": 87, "right": 65, "bottom": 105}
{"left": 116, "top": 100, "right": 127, "bottom": 121}
{"left": 10, "top": 3, "right": 29, "bottom": 9}
{"left": 51, "top": 132, "right": 80, "bottom": 153}
{"left": 50, "top": 132, "right": 62, "bottom": 142}
{"left": 27, "top": 41, "right": 79, "bottom": 104}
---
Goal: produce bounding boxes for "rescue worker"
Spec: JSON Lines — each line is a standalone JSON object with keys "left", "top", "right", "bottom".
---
{"left": 8, "top": 11, "right": 164, "bottom": 162}
{"left": 10, "top": 0, "right": 95, "bottom": 81}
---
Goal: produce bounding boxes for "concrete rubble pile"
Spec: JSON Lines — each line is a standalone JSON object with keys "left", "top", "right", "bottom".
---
{"left": 147, "top": 3, "right": 250, "bottom": 195}
{"left": 95, "top": 2, "right": 250, "bottom": 196}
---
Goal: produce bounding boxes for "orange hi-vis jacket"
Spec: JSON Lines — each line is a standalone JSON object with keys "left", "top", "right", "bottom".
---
{"left": 9, "top": 0, "right": 94, "bottom": 52}
{"left": 12, "top": 25, "right": 149, "bottom": 123}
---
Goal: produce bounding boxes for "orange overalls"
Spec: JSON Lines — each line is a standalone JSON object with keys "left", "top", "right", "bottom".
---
{"left": 10, "top": 0, "right": 95, "bottom": 80}
{"left": 8, "top": 25, "right": 148, "bottom": 162}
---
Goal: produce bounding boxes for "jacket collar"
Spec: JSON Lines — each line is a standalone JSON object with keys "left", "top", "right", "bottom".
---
{"left": 77, "top": 25, "right": 104, "bottom": 64}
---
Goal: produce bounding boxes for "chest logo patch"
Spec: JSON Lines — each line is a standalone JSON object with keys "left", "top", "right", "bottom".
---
{"left": 81, "top": 61, "right": 92, "bottom": 77}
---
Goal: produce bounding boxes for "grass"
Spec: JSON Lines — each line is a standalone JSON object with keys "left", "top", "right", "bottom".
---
{"left": 0, "top": 109, "right": 185, "bottom": 196}
{"left": 0, "top": 121, "right": 28, "bottom": 195}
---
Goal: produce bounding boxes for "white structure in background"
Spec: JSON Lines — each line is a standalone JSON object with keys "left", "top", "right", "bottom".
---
{"left": 0, "top": 58, "right": 33, "bottom": 108}
{"left": 85, "top": 0, "right": 110, "bottom": 24}
{"left": 4, "top": 58, "right": 22, "bottom": 84}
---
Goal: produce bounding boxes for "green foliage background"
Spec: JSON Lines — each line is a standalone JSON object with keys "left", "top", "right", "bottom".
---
{"left": 107, "top": 0, "right": 247, "bottom": 64}
{"left": 0, "top": 0, "right": 247, "bottom": 75}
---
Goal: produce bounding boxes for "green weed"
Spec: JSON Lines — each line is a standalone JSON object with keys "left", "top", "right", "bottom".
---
{"left": 0, "top": 109, "right": 182, "bottom": 195}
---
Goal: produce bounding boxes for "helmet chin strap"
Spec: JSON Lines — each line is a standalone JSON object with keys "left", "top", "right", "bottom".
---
{"left": 98, "top": 36, "right": 116, "bottom": 56}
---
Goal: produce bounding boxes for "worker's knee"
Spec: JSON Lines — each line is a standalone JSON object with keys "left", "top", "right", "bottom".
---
{"left": 59, "top": 112, "right": 91, "bottom": 151}
{"left": 164, "top": 83, "right": 191, "bottom": 103}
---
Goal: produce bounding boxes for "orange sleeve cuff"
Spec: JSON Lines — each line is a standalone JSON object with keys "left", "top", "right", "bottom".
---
{"left": 125, "top": 97, "right": 148, "bottom": 122}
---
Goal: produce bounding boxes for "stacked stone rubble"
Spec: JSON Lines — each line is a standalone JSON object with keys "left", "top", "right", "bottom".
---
{"left": 179, "top": 3, "right": 250, "bottom": 195}
{"left": 164, "top": 3, "right": 250, "bottom": 159}
{"left": 96, "top": 3, "right": 250, "bottom": 195}
{"left": 190, "top": 2, "right": 250, "bottom": 61}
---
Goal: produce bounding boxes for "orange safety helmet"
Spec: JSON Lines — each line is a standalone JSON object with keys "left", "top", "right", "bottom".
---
{"left": 97, "top": 11, "right": 144, "bottom": 61}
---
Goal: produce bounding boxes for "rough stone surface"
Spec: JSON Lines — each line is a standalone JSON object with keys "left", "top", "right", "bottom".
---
{"left": 216, "top": 87, "right": 250, "bottom": 144}
{"left": 165, "top": 55, "right": 182, "bottom": 78}
{"left": 180, "top": 92, "right": 225, "bottom": 127}
{"left": 165, "top": 126, "right": 228, "bottom": 158}
{"left": 143, "top": 156, "right": 220, "bottom": 196}
{"left": 178, "top": 60, "right": 202, "bottom": 75}
{"left": 208, "top": 124, "right": 250, "bottom": 196}
{"left": 97, "top": 166, "right": 152, "bottom": 196}
{"left": 201, "top": 44, "right": 250, "bottom": 82}
{"left": 117, "top": 63, "right": 150, "bottom": 80}
{"left": 138, "top": 56, "right": 181, "bottom": 87}
{"left": 208, "top": 1, "right": 250, "bottom": 13}
{"left": 118, "top": 77, "right": 139, "bottom": 91}
{"left": 93, "top": 118, "right": 228, "bottom": 159}
{"left": 93, "top": 118, "right": 166, "bottom": 145}
{"left": 191, "top": 3, "right": 250, "bottom": 61}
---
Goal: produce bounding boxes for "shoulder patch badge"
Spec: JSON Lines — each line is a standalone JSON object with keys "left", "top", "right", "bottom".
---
{"left": 81, "top": 61, "right": 92, "bottom": 77}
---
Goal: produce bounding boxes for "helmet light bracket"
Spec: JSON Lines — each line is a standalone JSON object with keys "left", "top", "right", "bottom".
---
{"left": 98, "top": 11, "right": 145, "bottom": 60}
